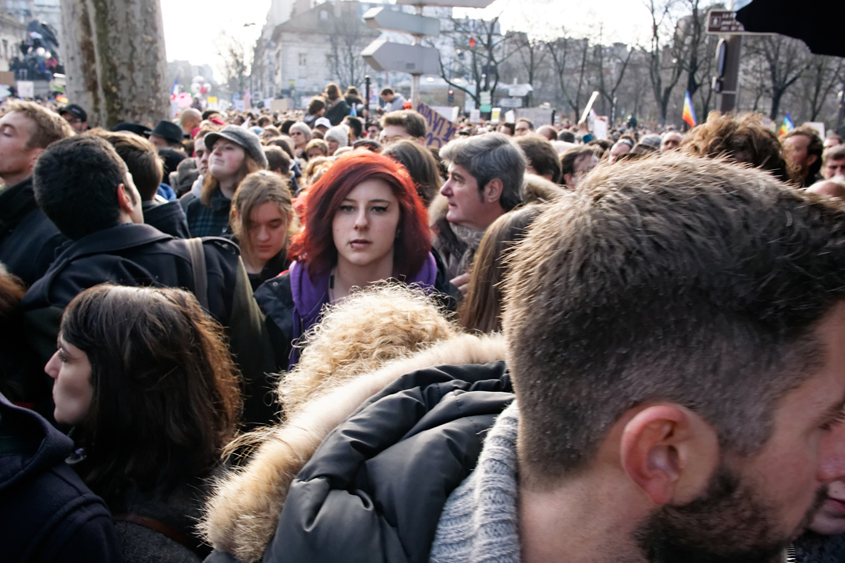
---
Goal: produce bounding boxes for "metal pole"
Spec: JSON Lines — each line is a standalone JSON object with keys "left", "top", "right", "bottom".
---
{"left": 365, "top": 74, "right": 371, "bottom": 115}
{"left": 718, "top": 35, "right": 742, "bottom": 113}
{"left": 410, "top": 5, "right": 423, "bottom": 110}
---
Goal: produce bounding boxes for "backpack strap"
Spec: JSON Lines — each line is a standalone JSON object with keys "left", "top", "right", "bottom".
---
{"left": 185, "top": 238, "right": 208, "bottom": 310}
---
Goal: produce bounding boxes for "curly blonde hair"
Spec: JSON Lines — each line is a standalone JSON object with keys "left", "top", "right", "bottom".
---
{"left": 280, "top": 283, "right": 459, "bottom": 414}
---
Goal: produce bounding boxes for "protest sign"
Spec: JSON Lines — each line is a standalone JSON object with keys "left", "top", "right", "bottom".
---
{"left": 416, "top": 101, "right": 458, "bottom": 148}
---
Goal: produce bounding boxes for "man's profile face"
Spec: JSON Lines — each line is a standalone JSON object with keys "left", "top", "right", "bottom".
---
{"left": 637, "top": 303, "right": 845, "bottom": 563}
{"left": 515, "top": 121, "right": 531, "bottom": 136}
{"left": 661, "top": 133, "right": 682, "bottom": 152}
{"left": 148, "top": 134, "right": 169, "bottom": 149}
{"left": 567, "top": 153, "right": 599, "bottom": 187}
{"left": 823, "top": 158, "right": 845, "bottom": 180}
{"left": 783, "top": 134, "right": 814, "bottom": 172}
{"left": 0, "top": 111, "right": 40, "bottom": 183}
{"left": 367, "top": 125, "right": 379, "bottom": 139}
{"left": 440, "top": 162, "right": 489, "bottom": 230}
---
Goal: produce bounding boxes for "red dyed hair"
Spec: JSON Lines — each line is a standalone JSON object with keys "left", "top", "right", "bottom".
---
{"left": 290, "top": 151, "right": 431, "bottom": 279}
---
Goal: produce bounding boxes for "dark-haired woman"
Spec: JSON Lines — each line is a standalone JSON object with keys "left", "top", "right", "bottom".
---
{"left": 45, "top": 285, "right": 242, "bottom": 562}
{"left": 254, "top": 151, "right": 458, "bottom": 371}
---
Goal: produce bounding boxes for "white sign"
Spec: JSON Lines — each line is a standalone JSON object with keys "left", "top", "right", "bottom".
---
{"left": 17, "top": 80, "right": 34, "bottom": 98}
{"left": 579, "top": 91, "right": 600, "bottom": 125}
{"left": 465, "top": 98, "right": 476, "bottom": 113}
{"left": 499, "top": 97, "right": 523, "bottom": 108}
{"left": 234, "top": 100, "right": 245, "bottom": 111}
{"left": 469, "top": 108, "right": 481, "bottom": 123}
{"left": 507, "top": 84, "right": 533, "bottom": 97}
{"left": 803, "top": 121, "right": 825, "bottom": 140}
{"left": 264, "top": 97, "right": 274, "bottom": 109}
{"left": 431, "top": 105, "right": 459, "bottom": 122}
{"left": 480, "top": 91, "right": 491, "bottom": 105}
{"left": 362, "top": 40, "right": 440, "bottom": 75}
{"left": 592, "top": 116, "right": 608, "bottom": 140}
{"left": 364, "top": 7, "right": 439, "bottom": 36}
{"left": 505, "top": 110, "right": 516, "bottom": 123}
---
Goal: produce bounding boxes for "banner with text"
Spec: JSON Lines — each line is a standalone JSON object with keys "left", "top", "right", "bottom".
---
{"left": 416, "top": 102, "right": 458, "bottom": 148}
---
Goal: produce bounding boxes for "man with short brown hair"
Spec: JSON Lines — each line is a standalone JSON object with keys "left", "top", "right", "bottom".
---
{"left": 380, "top": 110, "right": 426, "bottom": 146}
{"left": 822, "top": 144, "right": 845, "bottom": 180}
{"left": 783, "top": 126, "right": 824, "bottom": 186}
{"left": 0, "top": 101, "right": 73, "bottom": 285}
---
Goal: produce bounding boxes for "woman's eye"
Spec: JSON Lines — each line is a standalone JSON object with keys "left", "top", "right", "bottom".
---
{"left": 372, "top": 206, "right": 388, "bottom": 213}
{"left": 339, "top": 205, "right": 354, "bottom": 212}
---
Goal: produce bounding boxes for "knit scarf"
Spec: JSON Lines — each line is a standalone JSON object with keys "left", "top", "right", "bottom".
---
{"left": 429, "top": 401, "right": 521, "bottom": 563}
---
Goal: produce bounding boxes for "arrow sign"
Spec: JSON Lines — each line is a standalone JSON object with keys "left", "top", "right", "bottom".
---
{"left": 364, "top": 7, "right": 440, "bottom": 37}
{"left": 396, "top": 0, "right": 495, "bottom": 7}
{"left": 362, "top": 40, "right": 440, "bottom": 75}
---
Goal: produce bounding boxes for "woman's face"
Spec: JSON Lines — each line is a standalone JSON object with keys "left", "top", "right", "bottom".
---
{"left": 290, "top": 129, "right": 307, "bottom": 148}
{"left": 247, "top": 201, "right": 288, "bottom": 265}
{"left": 327, "top": 138, "right": 339, "bottom": 156}
{"left": 209, "top": 139, "right": 246, "bottom": 181}
{"left": 307, "top": 148, "right": 325, "bottom": 160}
{"left": 45, "top": 335, "right": 93, "bottom": 426}
{"left": 332, "top": 178, "right": 400, "bottom": 273}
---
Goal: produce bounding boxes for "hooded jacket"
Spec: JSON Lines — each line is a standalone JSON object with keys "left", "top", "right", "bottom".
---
{"left": 143, "top": 199, "right": 191, "bottom": 239}
{"left": 254, "top": 253, "right": 458, "bottom": 371}
{"left": 201, "top": 333, "right": 506, "bottom": 563}
{"left": 0, "top": 394, "right": 122, "bottom": 562}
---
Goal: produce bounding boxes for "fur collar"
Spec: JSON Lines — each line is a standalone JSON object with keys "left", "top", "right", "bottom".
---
{"left": 199, "top": 333, "right": 507, "bottom": 563}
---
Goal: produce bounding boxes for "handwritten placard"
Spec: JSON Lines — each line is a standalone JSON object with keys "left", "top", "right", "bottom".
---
{"left": 416, "top": 102, "right": 458, "bottom": 149}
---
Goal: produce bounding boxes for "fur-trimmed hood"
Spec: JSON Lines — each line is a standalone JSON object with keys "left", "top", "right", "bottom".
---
{"left": 199, "top": 332, "right": 507, "bottom": 563}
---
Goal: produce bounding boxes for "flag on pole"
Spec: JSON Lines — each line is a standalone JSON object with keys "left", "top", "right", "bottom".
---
{"left": 682, "top": 91, "right": 697, "bottom": 128}
{"left": 779, "top": 113, "right": 794, "bottom": 136}
{"left": 170, "top": 79, "right": 179, "bottom": 100}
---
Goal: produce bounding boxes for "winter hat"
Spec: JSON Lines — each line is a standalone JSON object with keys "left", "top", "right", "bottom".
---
{"left": 203, "top": 125, "right": 269, "bottom": 169}
{"left": 325, "top": 126, "right": 349, "bottom": 148}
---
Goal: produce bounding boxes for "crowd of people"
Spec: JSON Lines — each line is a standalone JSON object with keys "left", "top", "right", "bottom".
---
{"left": 2, "top": 80, "right": 845, "bottom": 563}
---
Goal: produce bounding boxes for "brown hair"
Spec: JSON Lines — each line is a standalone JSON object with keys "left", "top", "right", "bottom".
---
{"left": 680, "top": 112, "right": 792, "bottom": 183}
{"left": 381, "top": 139, "right": 442, "bottom": 205}
{"left": 6, "top": 100, "right": 73, "bottom": 148}
{"left": 559, "top": 145, "right": 597, "bottom": 182}
{"left": 822, "top": 143, "right": 845, "bottom": 168}
{"left": 381, "top": 110, "right": 426, "bottom": 139}
{"left": 505, "top": 152, "right": 845, "bottom": 487}
{"left": 325, "top": 83, "right": 341, "bottom": 101}
{"left": 87, "top": 128, "right": 163, "bottom": 201}
{"left": 515, "top": 135, "right": 562, "bottom": 183}
{"left": 61, "top": 285, "right": 241, "bottom": 503}
{"left": 304, "top": 138, "right": 329, "bottom": 158}
{"left": 229, "top": 170, "right": 298, "bottom": 264}
{"left": 459, "top": 205, "right": 545, "bottom": 333}
{"left": 264, "top": 145, "right": 291, "bottom": 175}
{"left": 307, "top": 97, "right": 326, "bottom": 116}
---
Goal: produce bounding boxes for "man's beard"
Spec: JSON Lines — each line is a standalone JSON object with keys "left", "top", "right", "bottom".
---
{"left": 634, "top": 462, "right": 828, "bottom": 563}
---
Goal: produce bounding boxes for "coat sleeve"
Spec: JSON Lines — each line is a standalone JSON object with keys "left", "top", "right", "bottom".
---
{"left": 226, "top": 257, "right": 280, "bottom": 429}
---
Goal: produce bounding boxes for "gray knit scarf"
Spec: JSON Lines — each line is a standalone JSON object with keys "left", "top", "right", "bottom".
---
{"left": 429, "top": 401, "right": 521, "bottom": 563}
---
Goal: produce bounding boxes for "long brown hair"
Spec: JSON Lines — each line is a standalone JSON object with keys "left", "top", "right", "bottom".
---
{"left": 61, "top": 285, "right": 242, "bottom": 503}
{"left": 459, "top": 205, "right": 545, "bottom": 333}
{"left": 230, "top": 170, "right": 299, "bottom": 266}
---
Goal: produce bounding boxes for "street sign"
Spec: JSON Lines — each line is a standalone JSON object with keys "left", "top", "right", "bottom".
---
{"left": 364, "top": 7, "right": 439, "bottom": 37}
{"left": 499, "top": 97, "right": 523, "bottom": 108}
{"left": 480, "top": 91, "right": 491, "bottom": 104}
{"left": 707, "top": 10, "right": 756, "bottom": 34}
{"left": 507, "top": 83, "right": 533, "bottom": 97}
{"left": 397, "top": 0, "right": 494, "bottom": 7}
{"left": 362, "top": 40, "right": 440, "bottom": 75}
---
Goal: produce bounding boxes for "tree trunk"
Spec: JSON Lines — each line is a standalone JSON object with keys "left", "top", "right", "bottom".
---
{"left": 62, "top": 0, "right": 168, "bottom": 129}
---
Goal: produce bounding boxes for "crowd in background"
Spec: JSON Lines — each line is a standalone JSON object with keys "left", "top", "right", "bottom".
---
{"left": 2, "top": 80, "right": 845, "bottom": 563}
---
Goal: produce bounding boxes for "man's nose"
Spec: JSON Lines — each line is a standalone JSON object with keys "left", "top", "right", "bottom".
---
{"left": 818, "top": 421, "right": 845, "bottom": 484}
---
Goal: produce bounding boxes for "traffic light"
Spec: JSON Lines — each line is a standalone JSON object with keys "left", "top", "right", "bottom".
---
{"left": 448, "top": 90, "right": 454, "bottom": 104}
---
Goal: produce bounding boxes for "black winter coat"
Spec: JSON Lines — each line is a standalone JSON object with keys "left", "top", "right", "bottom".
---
{"left": 261, "top": 361, "right": 513, "bottom": 563}
{"left": 20, "top": 223, "right": 277, "bottom": 427}
{"left": 0, "top": 393, "right": 123, "bottom": 562}
{"left": 143, "top": 199, "right": 191, "bottom": 239}
{"left": 0, "top": 177, "right": 67, "bottom": 286}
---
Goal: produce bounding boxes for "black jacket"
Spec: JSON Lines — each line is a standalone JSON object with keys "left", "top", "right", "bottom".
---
{"left": 0, "top": 177, "right": 67, "bottom": 286}
{"left": 20, "top": 223, "right": 277, "bottom": 427}
{"left": 0, "top": 393, "right": 123, "bottom": 562}
{"left": 143, "top": 199, "right": 191, "bottom": 239}
{"left": 261, "top": 361, "right": 513, "bottom": 563}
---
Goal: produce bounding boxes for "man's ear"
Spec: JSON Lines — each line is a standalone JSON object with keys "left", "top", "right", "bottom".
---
{"left": 27, "top": 147, "right": 45, "bottom": 171}
{"left": 117, "top": 183, "right": 135, "bottom": 214}
{"left": 619, "top": 404, "right": 718, "bottom": 507}
{"left": 807, "top": 154, "right": 819, "bottom": 168}
{"left": 563, "top": 173, "right": 574, "bottom": 187}
{"left": 483, "top": 177, "right": 504, "bottom": 204}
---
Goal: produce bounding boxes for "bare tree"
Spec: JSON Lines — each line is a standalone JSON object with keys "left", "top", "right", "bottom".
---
{"left": 328, "top": 15, "right": 378, "bottom": 89}
{"left": 509, "top": 31, "right": 546, "bottom": 107}
{"left": 798, "top": 55, "right": 845, "bottom": 121}
{"left": 217, "top": 31, "right": 251, "bottom": 99}
{"left": 745, "top": 35, "right": 808, "bottom": 120}
{"left": 62, "top": 0, "right": 168, "bottom": 128}
{"left": 545, "top": 34, "right": 590, "bottom": 120}
{"left": 591, "top": 26, "right": 634, "bottom": 121}
{"left": 643, "top": 0, "right": 686, "bottom": 125}
{"left": 436, "top": 14, "right": 511, "bottom": 107}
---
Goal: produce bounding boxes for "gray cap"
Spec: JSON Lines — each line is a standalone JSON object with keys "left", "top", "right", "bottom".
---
{"left": 204, "top": 125, "right": 268, "bottom": 169}
{"left": 639, "top": 134, "right": 663, "bottom": 150}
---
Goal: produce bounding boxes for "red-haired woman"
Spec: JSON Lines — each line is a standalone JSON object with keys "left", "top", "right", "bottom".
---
{"left": 254, "top": 151, "right": 458, "bottom": 370}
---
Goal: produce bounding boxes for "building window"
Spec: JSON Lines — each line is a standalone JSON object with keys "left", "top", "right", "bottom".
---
{"left": 299, "top": 53, "right": 306, "bottom": 66}
{"left": 320, "top": 10, "right": 327, "bottom": 20}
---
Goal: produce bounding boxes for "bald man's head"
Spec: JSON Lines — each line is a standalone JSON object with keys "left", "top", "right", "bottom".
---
{"left": 807, "top": 177, "right": 845, "bottom": 200}
{"left": 180, "top": 108, "right": 202, "bottom": 133}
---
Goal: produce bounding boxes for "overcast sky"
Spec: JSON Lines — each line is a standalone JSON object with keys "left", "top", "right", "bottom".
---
{"left": 160, "top": 0, "right": 653, "bottom": 80}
